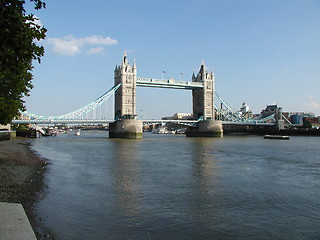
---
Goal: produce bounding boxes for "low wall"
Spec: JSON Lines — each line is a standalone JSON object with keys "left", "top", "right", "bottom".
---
{"left": 0, "top": 131, "right": 16, "bottom": 141}
{"left": 223, "top": 124, "right": 320, "bottom": 136}
{"left": 16, "top": 129, "right": 37, "bottom": 138}
{"left": 279, "top": 128, "right": 320, "bottom": 136}
{"left": 223, "top": 124, "right": 277, "bottom": 135}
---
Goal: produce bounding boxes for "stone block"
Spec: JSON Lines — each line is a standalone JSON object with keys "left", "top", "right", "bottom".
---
{"left": 186, "top": 120, "right": 223, "bottom": 137}
{"left": 109, "top": 119, "right": 143, "bottom": 139}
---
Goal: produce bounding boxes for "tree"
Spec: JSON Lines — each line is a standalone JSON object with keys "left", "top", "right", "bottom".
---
{"left": 0, "top": 0, "right": 46, "bottom": 125}
{"left": 303, "top": 118, "right": 312, "bottom": 129}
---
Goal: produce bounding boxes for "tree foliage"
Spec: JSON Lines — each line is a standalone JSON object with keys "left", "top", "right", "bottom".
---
{"left": 0, "top": 0, "right": 46, "bottom": 125}
{"left": 303, "top": 118, "right": 312, "bottom": 129}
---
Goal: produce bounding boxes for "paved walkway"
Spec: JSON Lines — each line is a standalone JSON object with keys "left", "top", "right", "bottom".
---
{"left": 0, "top": 202, "right": 37, "bottom": 240}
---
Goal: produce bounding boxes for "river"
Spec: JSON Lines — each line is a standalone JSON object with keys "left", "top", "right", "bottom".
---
{"left": 30, "top": 131, "right": 320, "bottom": 240}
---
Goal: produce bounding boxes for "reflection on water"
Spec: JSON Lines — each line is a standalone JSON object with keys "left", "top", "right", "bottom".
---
{"left": 31, "top": 132, "right": 320, "bottom": 240}
{"left": 189, "top": 138, "right": 218, "bottom": 224}
{"left": 110, "top": 140, "right": 141, "bottom": 218}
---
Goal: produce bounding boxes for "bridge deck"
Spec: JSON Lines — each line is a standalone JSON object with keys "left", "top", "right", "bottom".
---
{"left": 12, "top": 118, "right": 275, "bottom": 126}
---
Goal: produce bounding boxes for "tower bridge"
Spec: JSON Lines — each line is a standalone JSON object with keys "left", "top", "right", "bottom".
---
{"left": 109, "top": 53, "right": 220, "bottom": 138}
{"left": 14, "top": 53, "right": 283, "bottom": 138}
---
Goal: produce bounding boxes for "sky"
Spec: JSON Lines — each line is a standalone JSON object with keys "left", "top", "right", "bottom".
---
{"left": 25, "top": 0, "right": 320, "bottom": 119}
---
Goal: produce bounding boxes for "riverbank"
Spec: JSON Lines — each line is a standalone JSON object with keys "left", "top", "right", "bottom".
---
{"left": 0, "top": 139, "right": 56, "bottom": 239}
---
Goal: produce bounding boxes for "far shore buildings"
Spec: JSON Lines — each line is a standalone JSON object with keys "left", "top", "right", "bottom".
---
{"left": 160, "top": 104, "right": 320, "bottom": 130}
{"left": 0, "top": 124, "right": 10, "bottom": 130}
{"left": 258, "top": 104, "right": 319, "bottom": 128}
{"left": 162, "top": 113, "right": 193, "bottom": 120}
{"left": 239, "top": 102, "right": 253, "bottom": 118}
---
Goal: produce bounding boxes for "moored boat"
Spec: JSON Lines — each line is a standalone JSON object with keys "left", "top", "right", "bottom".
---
{"left": 264, "top": 135, "right": 290, "bottom": 140}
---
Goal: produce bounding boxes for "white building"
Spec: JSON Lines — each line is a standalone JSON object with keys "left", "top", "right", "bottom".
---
{"left": 239, "top": 102, "right": 252, "bottom": 117}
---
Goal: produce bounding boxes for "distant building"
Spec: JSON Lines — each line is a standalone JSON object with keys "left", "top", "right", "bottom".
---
{"left": 14, "top": 114, "right": 30, "bottom": 120}
{"left": 289, "top": 112, "right": 315, "bottom": 125}
{"left": 291, "top": 115, "right": 304, "bottom": 125}
{"left": 162, "top": 113, "right": 193, "bottom": 120}
{"left": 303, "top": 117, "right": 319, "bottom": 128}
{"left": 172, "top": 113, "right": 193, "bottom": 120}
{"left": 258, "top": 104, "right": 293, "bottom": 127}
{"left": 260, "top": 104, "right": 278, "bottom": 118}
{"left": 239, "top": 102, "right": 252, "bottom": 118}
{"left": 161, "top": 113, "right": 193, "bottom": 131}
{"left": 0, "top": 124, "right": 10, "bottom": 130}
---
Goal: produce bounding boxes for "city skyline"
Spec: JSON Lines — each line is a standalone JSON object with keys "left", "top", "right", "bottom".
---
{"left": 25, "top": 0, "right": 320, "bottom": 119}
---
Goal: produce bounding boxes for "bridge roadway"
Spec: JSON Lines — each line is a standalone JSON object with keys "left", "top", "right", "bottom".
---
{"left": 12, "top": 119, "right": 274, "bottom": 126}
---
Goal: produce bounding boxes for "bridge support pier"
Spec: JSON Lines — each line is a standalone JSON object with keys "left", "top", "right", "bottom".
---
{"left": 186, "top": 120, "right": 223, "bottom": 137}
{"left": 109, "top": 119, "right": 143, "bottom": 139}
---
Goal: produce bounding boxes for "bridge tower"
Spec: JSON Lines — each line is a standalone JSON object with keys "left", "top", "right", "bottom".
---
{"left": 114, "top": 52, "right": 137, "bottom": 120}
{"left": 192, "top": 60, "right": 215, "bottom": 120}
{"left": 109, "top": 53, "right": 142, "bottom": 138}
{"left": 187, "top": 61, "right": 223, "bottom": 137}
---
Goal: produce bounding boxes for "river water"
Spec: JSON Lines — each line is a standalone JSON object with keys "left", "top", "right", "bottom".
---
{"left": 30, "top": 131, "right": 320, "bottom": 240}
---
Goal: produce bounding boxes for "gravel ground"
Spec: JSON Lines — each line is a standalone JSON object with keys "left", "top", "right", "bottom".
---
{"left": 0, "top": 139, "right": 57, "bottom": 239}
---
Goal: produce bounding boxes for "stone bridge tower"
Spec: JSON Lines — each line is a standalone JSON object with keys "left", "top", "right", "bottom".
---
{"left": 110, "top": 53, "right": 142, "bottom": 139}
{"left": 114, "top": 52, "right": 137, "bottom": 120}
{"left": 187, "top": 61, "right": 222, "bottom": 137}
{"left": 192, "top": 61, "right": 215, "bottom": 120}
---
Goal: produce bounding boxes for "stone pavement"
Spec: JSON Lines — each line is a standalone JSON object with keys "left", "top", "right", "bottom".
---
{"left": 0, "top": 202, "right": 37, "bottom": 240}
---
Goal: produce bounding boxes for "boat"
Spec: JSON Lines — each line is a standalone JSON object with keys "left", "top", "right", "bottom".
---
{"left": 75, "top": 129, "right": 81, "bottom": 136}
{"left": 176, "top": 128, "right": 187, "bottom": 134}
{"left": 42, "top": 128, "right": 58, "bottom": 137}
{"left": 152, "top": 127, "right": 175, "bottom": 134}
{"left": 263, "top": 135, "right": 290, "bottom": 140}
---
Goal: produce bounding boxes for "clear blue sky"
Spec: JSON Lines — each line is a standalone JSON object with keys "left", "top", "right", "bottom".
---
{"left": 25, "top": 0, "right": 320, "bottom": 119}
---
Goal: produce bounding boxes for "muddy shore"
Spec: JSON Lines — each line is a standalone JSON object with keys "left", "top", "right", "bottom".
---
{"left": 0, "top": 139, "right": 57, "bottom": 239}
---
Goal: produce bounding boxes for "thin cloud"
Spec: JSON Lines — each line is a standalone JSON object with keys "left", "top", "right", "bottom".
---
{"left": 304, "top": 96, "right": 320, "bottom": 115}
{"left": 81, "top": 35, "right": 117, "bottom": 45}
{"left": 47, "top": 35, "right": 117, "bottom": 56}
{"left": 86, "top": 47, "right": 105, "bottom": 55}
{"left": 47, "top": 36, "right": 80, "bottom": 55}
